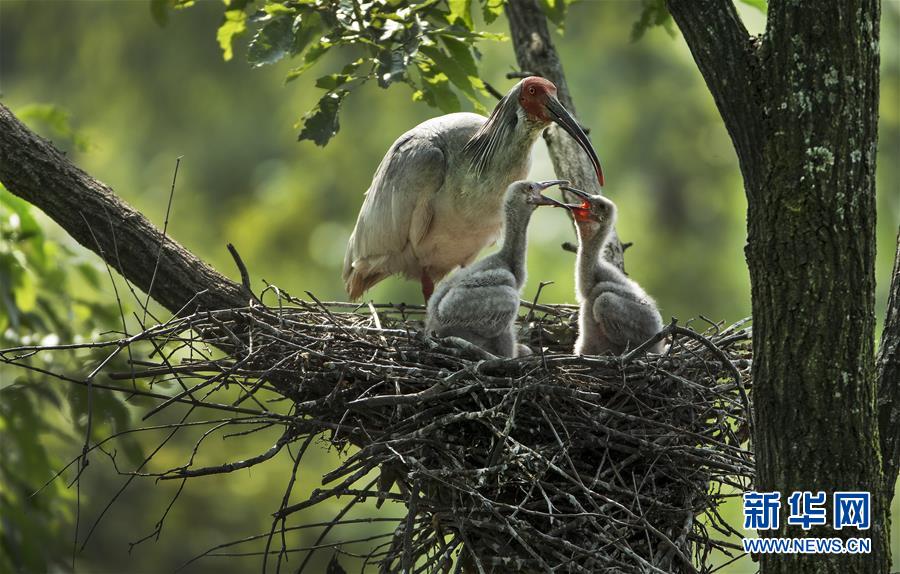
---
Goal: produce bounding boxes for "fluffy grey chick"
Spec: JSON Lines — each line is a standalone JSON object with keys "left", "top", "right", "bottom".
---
{"left": 425, "top": 180, "right": 568, "bottom": 357}
{"left": 564, "top": 186, "right": 664, "bottom": 355}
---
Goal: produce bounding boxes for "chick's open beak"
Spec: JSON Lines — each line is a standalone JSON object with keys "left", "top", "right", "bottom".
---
{"left": 528, "top": 179, "right": 570, "bottom": 207}
{"left": 545, "top": 97, "right": 605, "bottom": 187}
{"left": 560, "top": 185, "right": 593, "bottom": 202}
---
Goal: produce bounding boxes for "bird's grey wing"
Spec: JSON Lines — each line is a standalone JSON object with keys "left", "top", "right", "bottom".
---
{"left": 433, "top": 270, "right": 520, "bottom": 337}
{"left": 590, "top": 283, "right": 663, "bottom": 350}
{"left": 343, "top": 133, "right": 445, "bottom": 291}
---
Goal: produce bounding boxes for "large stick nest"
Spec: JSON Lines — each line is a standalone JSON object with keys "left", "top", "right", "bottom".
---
{"left": 3, "top": 293, "right": 754, "bottom": 573}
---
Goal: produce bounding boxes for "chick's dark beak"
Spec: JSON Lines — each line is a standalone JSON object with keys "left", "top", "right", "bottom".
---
{"left": 528, "top": 179, "right": 570, "bottom": 207}
{"left": 545, "top": 97, "right": 605, "bottom": 187}
{"left": 559, "top": 185, "right": 593, "bottom": 202}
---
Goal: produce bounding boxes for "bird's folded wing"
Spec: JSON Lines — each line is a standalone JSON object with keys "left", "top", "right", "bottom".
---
{"left": 343, "top": 134, "right": 446, "bottom": 278}
{"left": 591, "top": 291, "right": 659, "bottom": 345}
{"left": 435, "top": 272, "right": 520, "bottom": 337}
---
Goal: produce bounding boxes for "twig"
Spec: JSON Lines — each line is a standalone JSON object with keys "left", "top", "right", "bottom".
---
{"left": 227, "top": 242, "right": 261, "bottom": 304}
{"left": 143, "top": 155, "right": 182, "bottom": 323}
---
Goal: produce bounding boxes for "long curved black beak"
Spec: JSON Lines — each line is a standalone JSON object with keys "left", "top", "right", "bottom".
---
{"left": 545, "top": 97, "right": 605, "bottom": 187}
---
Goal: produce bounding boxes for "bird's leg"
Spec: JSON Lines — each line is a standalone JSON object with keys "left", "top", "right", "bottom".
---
{"left": 421, "top": 272, "right": 435, "bottom": 303}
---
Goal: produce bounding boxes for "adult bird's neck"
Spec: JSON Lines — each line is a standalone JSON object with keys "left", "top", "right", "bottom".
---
{"left": 463, "top": 99, "right": 539, "bottom": 183}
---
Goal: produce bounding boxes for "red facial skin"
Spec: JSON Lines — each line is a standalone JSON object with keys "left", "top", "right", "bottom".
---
{"left": 518, "top": 77, "right": 557, "bottom": 122}
{"left": 572, "top": 200, "right": 592, "bottom": 223}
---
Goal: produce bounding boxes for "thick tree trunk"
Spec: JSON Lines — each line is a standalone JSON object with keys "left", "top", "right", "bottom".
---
{"left": 669, "top": 0, "right": 890, "bottom": 572}
{"left": 879, "top": 229, "right": 900, "bottom": 499}
{"left": 504, "top": 0, "right": 626, "bottom": 270}
{"left": 0, "top": 104, "right": 250, "bottom": 316}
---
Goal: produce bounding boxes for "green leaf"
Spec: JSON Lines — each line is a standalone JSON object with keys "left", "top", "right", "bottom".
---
{"left": 284, "top": 13, "right": 327, "bottom": 83}
{"left": 539, "top": 0, "right": 568, "bottom": 30}
{"left": 375, "top": 52, "right": 401, "bottom": 88}
{"left": 315, "top": 59, "right": 363, "bottom": 90}
{"left": 290, "top": 11, "right": 323, "bottom": 56}
{"left": 440, "top": 36, "right": 477, "bottom": 77}
{"left": 419, "top": 46, "right": 473, "bottom": 96}
{"left": 413, "top": 66, "right": 461, "bottom": 114}
{"left": 247, "top": 15, "right": 293, "bottom": 67}
{"left": 18, "top": 104, "right": 91, "bottom": 152}
{"left": 263, "top": 3, "right": 297, "bottom": 16}
{"left": 297, "top": 90, "right": 348, "bottom": 146}
{"left": 149, "top": 0, "right": 194, "bottom": 27}
{"left": 738, "top": 0, "right": 768, "bottom": 13}
{"left": 419, "top": 45, "right": 485, "bottom": 113}
{"left": 481, "top": 0, "right": 505, "bottom": 25}
{"left": 217, "top": 8, "right": 248, "bottom": 61}
{"left": 631, "top": 0, "right": 674, "bottom": 41}
{"left": 447, "top": 0, "right": 473, "bottom": 29}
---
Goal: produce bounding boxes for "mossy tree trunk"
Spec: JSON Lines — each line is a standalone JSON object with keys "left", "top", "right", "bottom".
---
{"left": 669, "top": 0, "right": 890, "bottom": 572}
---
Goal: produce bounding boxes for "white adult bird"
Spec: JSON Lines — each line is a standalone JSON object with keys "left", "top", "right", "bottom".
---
{"left": 425, "top": 180, "right": 568, "bottom": 357}
{"left": 343, "top": 77, "right": 604, "bottom": 302}
{"left": 563, "top": 186, "right": 664, "bottom": 356}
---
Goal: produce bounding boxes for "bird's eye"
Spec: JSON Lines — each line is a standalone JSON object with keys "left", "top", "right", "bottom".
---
{"left": 528, "top": 87, "right": 536, "bottom": 95}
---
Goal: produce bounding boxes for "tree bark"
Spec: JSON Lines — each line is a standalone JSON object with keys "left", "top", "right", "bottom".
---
{"left": 0, "top": 103, "right": 251, "bottom": 316}
{"left": 504, "top": 0, "right": 625, "bottom": 271}
{"left": 668, "top": 0, "right": 889, "bottom": 572}
{"left": 879, "top": 229, "right": 900, "bottom": 498}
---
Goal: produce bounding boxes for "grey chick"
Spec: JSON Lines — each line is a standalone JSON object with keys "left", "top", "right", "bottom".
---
{"left": 425, "top": 180, "right": 569, "bottom": 357}
{"left": 563, "top": 186, "right": 664, "bottom": 355}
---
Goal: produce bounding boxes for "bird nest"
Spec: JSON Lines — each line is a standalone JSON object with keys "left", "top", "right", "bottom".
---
{"left": 3, "top": 292, "right": 754, "bottom": 573}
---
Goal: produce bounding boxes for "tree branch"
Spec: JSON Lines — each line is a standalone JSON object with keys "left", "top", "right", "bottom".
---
{"left": 879, "top": 228, "right": 900, "bottom": 496}
{"left": 666, "top": 0, "right": 766, "bottom": 187}
{"left": 0, "top": 103, "right": 251, "bottom": 316}
{"left": 504, "top": 0, "right": 626, "bottom": 270}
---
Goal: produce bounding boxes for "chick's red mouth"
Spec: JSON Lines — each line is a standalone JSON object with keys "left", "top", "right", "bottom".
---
{"left": 572, "top": 203, "right": 590, "bottom": 221}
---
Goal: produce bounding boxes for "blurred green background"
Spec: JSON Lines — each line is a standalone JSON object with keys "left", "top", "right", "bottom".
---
{"left": 0, "top": 1, "right": 898, "bottom": 572}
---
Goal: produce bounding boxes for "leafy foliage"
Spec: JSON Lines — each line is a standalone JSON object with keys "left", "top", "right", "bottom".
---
{"left": 632, "top": 0, "right": 767, "bottom": 41}
{"left": 0, "top": 119, "right": 142, "bottom": 574}
{"left": 200, "top": 0, "right": 517, "bottom": 146}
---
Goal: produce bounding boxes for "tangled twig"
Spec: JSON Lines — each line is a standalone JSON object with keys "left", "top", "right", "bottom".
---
{"left": 1, "top": 294, "right": 753, "bottom": 573}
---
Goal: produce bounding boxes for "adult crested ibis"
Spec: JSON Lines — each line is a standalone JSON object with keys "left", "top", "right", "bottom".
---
{"left": 342, "top": 77, "right": 604, "bottom": 301}
{"left": 425, "top": 180, "right": 569, "bottom": 357}
{"left": 563, "top": 186, "right": 663, "bottom": 356}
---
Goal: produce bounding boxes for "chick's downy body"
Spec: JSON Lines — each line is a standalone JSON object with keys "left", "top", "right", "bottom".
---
{"left": 425, "top": 180, "right": 566, "bottom": 357}
{"left": 568, "top": 189, "right": 664, "bottom": 356}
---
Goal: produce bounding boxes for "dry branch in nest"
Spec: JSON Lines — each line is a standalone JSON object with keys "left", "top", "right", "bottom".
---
{"left": 1, "top": 292, "right": 753, "bottom": 574}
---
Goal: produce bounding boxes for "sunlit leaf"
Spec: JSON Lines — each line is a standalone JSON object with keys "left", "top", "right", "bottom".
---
{"left": 217, "top": 8, "right": 248, "bottom": 61}
{"left": 447, "top": 0, "right": 473, "bottom": 29}
{"left": 419, "top": 46, "right": 474, "bottom": 96}
{"left": 263, "top": 3, "right": 296, "bottom": 16}
{"left": 738, "top": 0, "right": 768, "bottom": 13}
{"left": 539, "top": 0, "right": 568, "bottom": 30}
